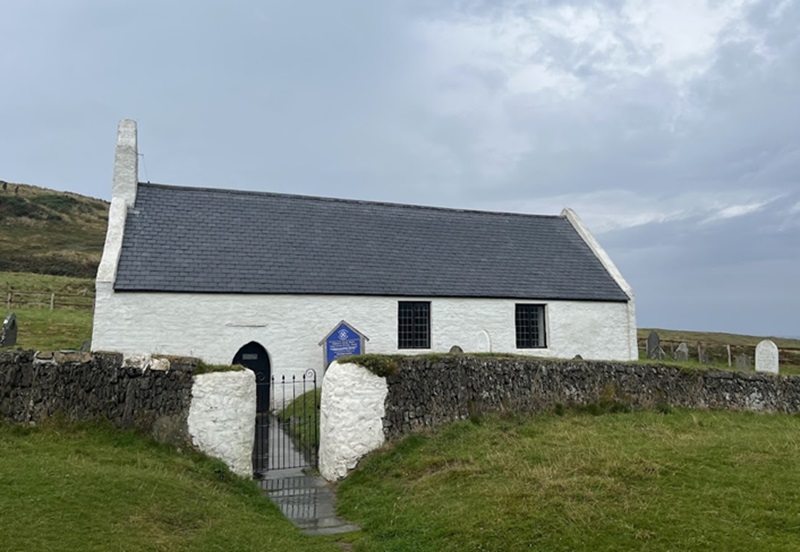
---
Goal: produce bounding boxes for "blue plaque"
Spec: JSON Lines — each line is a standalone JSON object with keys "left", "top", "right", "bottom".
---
{"left": 323, "top": 321, "right": 365, "bottom": 367}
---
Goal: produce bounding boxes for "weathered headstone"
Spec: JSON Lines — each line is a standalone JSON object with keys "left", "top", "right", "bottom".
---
{"left": 80, "top": 339, "right": 90, "bottom": 353}
{"left": 755, "top": 340, "right": 779, "bottom": 374}
{"left": 647, "top": 332, "right": 664, "bottom": 360}
{"left": 1, "top": 313, "right": 18, "bottom": 347}
{"left": 646, "top": 331, "right": 664, "bottom": 360}
{"left": 449, "top": 345, "right": 464, "bottom": 354}
{"left": 734, "top": 354, "right": 752, "bottom": 370}
{"left": 674, "top": 342, "right": 689, "bottom": 362}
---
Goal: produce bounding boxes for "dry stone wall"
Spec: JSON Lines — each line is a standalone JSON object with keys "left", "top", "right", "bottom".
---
{"left": 382, "top": 356, "right": 800, "bottom": 440}
{"left": 0, "top": 349, "right": 195, "bottom": 445}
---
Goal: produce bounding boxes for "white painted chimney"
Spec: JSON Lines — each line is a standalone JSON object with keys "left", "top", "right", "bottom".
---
{"left": 96, "top": 119, "right": 138, "bottom": 285}
{"left": 112, "top": 119, "right": 138, "bottom": 207}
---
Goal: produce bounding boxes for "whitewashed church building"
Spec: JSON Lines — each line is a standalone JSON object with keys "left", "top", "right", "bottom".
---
{"left": 92, "top": 120, "right": 638, "bottom": 382}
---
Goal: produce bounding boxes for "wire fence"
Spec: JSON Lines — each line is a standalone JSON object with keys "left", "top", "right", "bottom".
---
{"left": 4, "top": 290, "right": 94, "bottom": 311}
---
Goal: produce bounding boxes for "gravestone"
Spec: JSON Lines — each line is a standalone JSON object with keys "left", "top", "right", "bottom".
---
{"left": 697, "top": 344, "right": 709, "bottom": 364}
{"left": 1, "top": 313, "right": 18, "bottom": 347}
{"left": 448, "top": 345, "right": 463, "bottom": 354}
{"left": 674, "top": 342, "right": 689, "bottom": 362}
{"left": 646, "top": 331, "right": 664, "bottom": 360}
{"left": 734, "top": 354, "right": 752, "bottom": 370}
{"left": 755, "top": 340, "right": 779, "bottom": 374}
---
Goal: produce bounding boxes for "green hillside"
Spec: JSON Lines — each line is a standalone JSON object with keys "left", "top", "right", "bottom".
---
{"left": 0, "top": 181, "right": 108, "bottom": 278}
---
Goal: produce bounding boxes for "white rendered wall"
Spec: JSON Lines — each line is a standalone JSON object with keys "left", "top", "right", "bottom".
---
{"left": 562, "top": 208, "right": 638, "bottom": 360}
{"left": 318, "top": 361, "right": 388, "bottom": 481}
{"left": 93, "top": 286, "right": 636, "bottom": 380}
{"left": 187, "top": 370, "right": 256, "bottom": 477}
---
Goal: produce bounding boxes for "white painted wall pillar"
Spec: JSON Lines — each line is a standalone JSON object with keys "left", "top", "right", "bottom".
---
{"left": 187, "top": 370, "right": 256, "bottom": 477}
{"left": 319, "top": 361, "right": 388, "bottom": 481}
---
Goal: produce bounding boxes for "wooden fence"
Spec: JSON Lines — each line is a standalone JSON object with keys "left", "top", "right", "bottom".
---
{"left": 4, "top": 290, "right": 94, "bottom": 311}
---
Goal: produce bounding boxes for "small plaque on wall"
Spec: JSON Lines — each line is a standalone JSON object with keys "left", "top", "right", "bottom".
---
{"left": 319, "top": 320, "right": 369, "bottom": 368}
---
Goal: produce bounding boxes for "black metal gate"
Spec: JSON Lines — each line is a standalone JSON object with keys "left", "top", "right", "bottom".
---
{"left": 253, "top": 369, "right": 319, "bottom": 478}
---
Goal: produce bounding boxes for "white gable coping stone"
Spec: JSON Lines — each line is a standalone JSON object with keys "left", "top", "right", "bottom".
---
{"left": 319, "top": 361, "right": 388, "bottom": 481}
{"left": 755, "top": 340, "right": 779, "bottom": 374}
{"left": 187, "top": 370, "right": 256, "bottom": 477}
{"left": 95, "top": 198, "right": 128, "bottom": 284}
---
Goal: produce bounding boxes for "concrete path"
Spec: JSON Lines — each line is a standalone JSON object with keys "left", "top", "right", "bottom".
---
{"left": 255, "top": 415, "right": 359, "bottom": 536}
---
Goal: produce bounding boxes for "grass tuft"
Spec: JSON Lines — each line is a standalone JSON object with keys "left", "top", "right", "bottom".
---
{"left": 339, "top": 354, "right": 402, "bottom": 377}
{"left": 193, "top": 361, "right": 245, "bottom": 375}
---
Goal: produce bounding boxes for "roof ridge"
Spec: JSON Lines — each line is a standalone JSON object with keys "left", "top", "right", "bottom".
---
{"left": 137, "top": 182, "right": 564, "bottom": 220}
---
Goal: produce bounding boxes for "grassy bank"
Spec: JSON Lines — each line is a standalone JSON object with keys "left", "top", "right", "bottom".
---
{"left": 0, "top": 184, "right": 108, "bottom": 278}
{"left": 0, "top": 421, "right": 341, "bottom": 552}
{"left": 338, "top": 409, "right": 800, "bottom": 551}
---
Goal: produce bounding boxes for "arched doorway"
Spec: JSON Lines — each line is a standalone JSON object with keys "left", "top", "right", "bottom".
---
{"left": 233, "top": 341, "right": 270, "bottom": 413}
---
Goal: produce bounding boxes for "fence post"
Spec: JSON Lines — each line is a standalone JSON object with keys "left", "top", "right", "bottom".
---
{"left": 50, "top": 292, "right": 55, "bottom": 311}
{"left": 6, "top": 291, "right": 11, "bottom": 309}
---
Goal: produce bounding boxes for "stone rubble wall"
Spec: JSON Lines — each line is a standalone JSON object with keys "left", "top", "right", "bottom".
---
{"left": 0, "top": 350, "right": 194, "bottom": 444}
{"left": 0, "top": 350, "right": 254, "bottom": 476}
{"left": 320, "top": 355, "right": 800, "bottom": 481}
{"left": 382, "top": 356, "right": 800, "bottom": 440}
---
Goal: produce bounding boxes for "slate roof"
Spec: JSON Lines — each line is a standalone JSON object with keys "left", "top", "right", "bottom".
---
{"left": 113, "top": 183, "right": 629, "bottom": 301}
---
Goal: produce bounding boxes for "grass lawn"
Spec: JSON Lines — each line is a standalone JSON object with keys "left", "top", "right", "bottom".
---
{"left": 0, "top": 421, "right": 342, "bottom": 552}
{"left": 1, "top": 306, "right": 93, "bottom": 351}
{"left": 2, "top": 271, "right": 94, "bottom": 350}
{"left": 337, "top": 409, "right": 800, "bottom": 552}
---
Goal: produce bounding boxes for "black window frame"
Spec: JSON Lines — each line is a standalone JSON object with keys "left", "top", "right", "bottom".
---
{"left": 398, "top": 301, "right": 431, "bottom": 349}
{"left": 515, "top": 304, "right": 546, "bottom": 349}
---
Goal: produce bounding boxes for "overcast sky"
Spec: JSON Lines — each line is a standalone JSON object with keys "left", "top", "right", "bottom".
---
{"left": 2, "top": 0, "right": 798, "bottom": 337}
